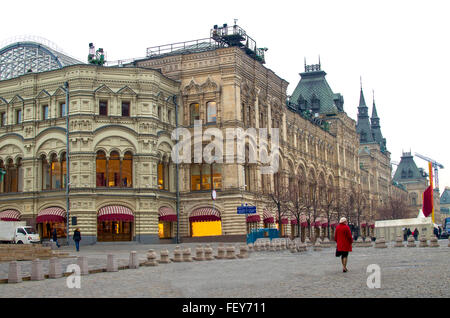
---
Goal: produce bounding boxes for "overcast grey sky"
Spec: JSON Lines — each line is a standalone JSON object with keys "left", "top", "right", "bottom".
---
{"left": 2, "top": 0, "right": 450, "bottom": 193}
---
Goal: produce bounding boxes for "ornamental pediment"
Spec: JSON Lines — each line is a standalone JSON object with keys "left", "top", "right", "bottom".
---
{"left": 36, "top": 89, "right": 51, "bottom": 100}
{"left": 183, "top": 79, "right": 201, "bottom": 96}
{"left": 94, "top": 84, "right": 115, "bottom": 95}
{"left": 117, "top": 86, "right": 137, "bottom": 96}
{"left": 9, "top": 95, "right": 24, "bottom": 105}
{"left": 52, "top": 87, "right": 66, "bottom": 97}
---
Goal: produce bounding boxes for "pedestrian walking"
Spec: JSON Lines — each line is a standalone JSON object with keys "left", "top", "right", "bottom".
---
{"left": 433, "top": 227, "right": 439, "bottom": 239}
{"left": 438, "top": 227, "right": 442, "bottom": 238}
{"left": 413, "top": 228, "right": 419, "bottom": 241}
{"left": 403, "top": 227, "right": 407, "bottom": 241}
{"left": 334, "top": 217, "right": 353, "bottom": 273}
{"left": 73, "top": 228, "right": 81, "bottom": 252}
{"left": 52, "top": 228, "right": 60, "bottom": 248}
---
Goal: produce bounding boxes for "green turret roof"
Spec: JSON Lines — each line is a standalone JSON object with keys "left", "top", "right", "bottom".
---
{"left": 290, "top": 64, "right": 342, "bottom": 115}
{"left": 393, "top": 152, "right": 427, "bottom": 182}
{"left": 441, "top": 188, "right": 450, "bottom": 204}
{"left": 356, "top": 88, "right": 374, "bottom": 143}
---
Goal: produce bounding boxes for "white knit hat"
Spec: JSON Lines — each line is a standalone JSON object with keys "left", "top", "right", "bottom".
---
{"left": 339, "top": 217, "right": 347, "bottom": 224}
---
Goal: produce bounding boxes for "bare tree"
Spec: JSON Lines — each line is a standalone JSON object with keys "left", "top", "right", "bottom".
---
{"left": 287, "top": 174, "right": 308, "bottom": 239}
{"left": 377, "top": 191, "right": 413, "bottom": 220}
{"left": 266, "top": 171, "right": 290, "bottom": 237}
{"left": 321, "top": 185, "right": 339, "bottom": 239}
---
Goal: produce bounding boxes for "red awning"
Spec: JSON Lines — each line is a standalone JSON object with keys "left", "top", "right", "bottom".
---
{"left": 276, "top": 216, "right": 289, "bottom": 224}
{"left": 321, "top": 222, "right": 328, "bottom": 228}
{"left": 159, "top": 206, "right": 177, "bottom": 222}
{"left": 291, "top": 218, "right": 298, "bottom": 225}
{"left": 301, "top": 222, "right": 308, "bottom": 227}
{"left": 263, "top": 209, "right": 274, "bottom": 224}
{"left": 361, "top": 223, "right": 367, "bottom": 228}
{"left": 36, "top": 207, "right": 66, "bottom": 223}
{"left": 189, "top": 207, "right": 221, "bottom": 222}
{"left": 98, "top": 205, "right": 134, "bottom": 222}
{"left": 246, "top": 214, "right": 261, "bottom": 223}
{"left": 0, "top": 209, "right": 21, "bottom": 221}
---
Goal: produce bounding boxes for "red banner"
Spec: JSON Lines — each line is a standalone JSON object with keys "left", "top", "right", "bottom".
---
{"left": 422, "top": 185, "right": 433, "bottom": 217}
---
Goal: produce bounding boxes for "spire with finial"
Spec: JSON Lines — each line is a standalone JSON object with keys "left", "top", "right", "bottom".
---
{"left": 371, "top": 89, "right": 379, "bottom": 119}
{"left": 359, "top": 76, "right": 367, "bottom": 107}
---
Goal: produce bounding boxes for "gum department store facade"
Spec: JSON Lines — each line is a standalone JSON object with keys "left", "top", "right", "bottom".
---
{"left": 0, "top": 26, "right": 395, "bottom": 244}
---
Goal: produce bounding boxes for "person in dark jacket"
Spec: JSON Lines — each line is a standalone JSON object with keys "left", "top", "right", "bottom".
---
{"left": 413, "top": 228, "right": 419, "bottom": 240}
{"left": 407, "top": 228, "right": 412, "bottom": 238}
{"left": 73, "top": 228, "right": 81, "bottom": 252}
{"left": 334, "top": 217, "right": 353, "bottom": 272}
{"left": 52, "top": 228, "right": 60, "bottom": 248}
{"left": 434, "top": 227, "right": 439, "bottom": 238}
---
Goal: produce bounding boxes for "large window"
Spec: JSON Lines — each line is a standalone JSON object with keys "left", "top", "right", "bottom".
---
{"left": 96, "top": 151, "right": 107, "bottom": 187}
{"left": 190, "top": 103, "right": 200, "bottom": 125}
{"left": 42, "top": 105, "right": 49, "bottom": 120}
{"left": 122, "top": 101, "right": 130, "bottom": 117}
{"left": 190, "top": 164, "right": 222, "bottom": 191}
{"left": 42, "top": 153, "right": 66, "bottom": 190}
{"left": 99, "top": 100, "right": 108, "bottom": 116}
{"left": 206, "top": 102, "right": 217, "bottom": 123}
{"left": 0, "top": 112, "right": 5, "bottom": 126}
{"left": 96, "top": 150, "right": 133, "bottom": 188}
{"left": 157, "top": 161, "right": 170, "bottom": 191}
{"left": 2, "top": 157, "right": 23, "bottom": 193}
{"left": 60, "top": 103, "right": 66, "bottom": 117}
{"left": 16, "top": 109, "right": 22, "bottom": 124}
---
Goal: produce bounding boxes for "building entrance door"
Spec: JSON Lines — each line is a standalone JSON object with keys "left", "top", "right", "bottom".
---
{"left": 97, "top": 220, "right": 132, "bottom": 241}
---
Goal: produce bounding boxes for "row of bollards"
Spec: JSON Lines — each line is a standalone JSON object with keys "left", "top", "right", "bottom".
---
{"left": 390, "top": 235, "right": 444, "bottom": 248}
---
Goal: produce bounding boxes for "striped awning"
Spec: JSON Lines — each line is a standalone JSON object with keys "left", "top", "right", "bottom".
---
{"left": 263, "top": 209, "right": 274, "bottom": 224}
{"left": 36, "top": 207, "right": 66, "bottom": 223}
{"left": 246, "top": 214, "right": 261, "bottom": 223}
{"left": 299, "top": 214, "right": 308, "bottom": 227}
{"left": 291, "top": 217, "right": 298, "bottom": 225}
{"left": 0, "top": 209, "right": 21, "bottom": 221}
{"left": 276, "top": 215, "right": 289, "bottom": 224}
{"left": 98, "top": 205, "right": 134, "bottom": 222}
{"left": 189, "top": 207, "right": 221, "bottom": 222}
{"left": 159, "top": 206, "right": 177, "bottom": 222}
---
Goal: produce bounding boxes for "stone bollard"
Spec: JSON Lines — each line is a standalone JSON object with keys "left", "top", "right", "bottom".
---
{"left": 215, "top": 245, "right": 226, "bottom": 259}
{"left": 31, "top": 259, "right": 45, "bottom": 281}
{"left": 265, "top": 240, "right": 271, "bottom": 251}
{"left": 225, "top": 245, "right": 237, "bottom": 259}
{"left": 159, "top": 249, "right": 171, "bottom": 264}
{"left": 49, "top": 257, "right": 63, "bottom": 278}
{"left": 194, "top": 245, "right": 205, "bottom": 261}
{"left": 255, "top": 241, "right": 262, "bottom": 251}
{"left": 145, "top": 249, "right": 158, "bottom": 266}
{"left": 305, "top": 237, "right": 311, "bottom": 247}
{"left": 107, "top": 254, "right": 118, "bottom": 272}
{"left": 8, "top": 261, "right": 22, "bottom": 283}
{"left": 407, "top": 236, "right": 416, "bottom": 247}
{"left": 419, "top": 235, "right": 428, "bottom": 247}
{"left": 183, "top": 248, "right": 193, "bottom": 262}
{"left": 394, "top": 235, "right": 405, "bottom": 247}
{"left": 429, "top": 236, "right": 439, "bottom": 247}
{"left": 313, "top": 241, "right": 322, "bottom": 251}
{"left": 322, "top": 238, "right": 330, "bottom": 248}
{"left": 375, "top": 237, "right": 387, "bottom": 248}
{"left": 247, "top": 243, "right": 253, "bottom": 252}
{"left": 289, "top": 243, "right": 297, "bottom": 253}
{"left": 204, "top": 244, "right": 214, "bottom": 261}
{"left": 77, "top": 256, "right": 89, "bottom": 275}
{"left": 237, "top": 244, "right": 249, "bottom": 259}
{"left": 172, "top": 246, "right": 183, "bottom": 262}
{"left": 297, "top": 242, "right": 307, "bottom": 252}
{"left": 129, "top": 251, "right": 139, "bottom": 269}
{"left": 355, "top": 237, "right": 364, "bottom": 247}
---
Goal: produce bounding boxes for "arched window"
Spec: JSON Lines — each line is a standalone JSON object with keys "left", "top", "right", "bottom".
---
{"left": 122, "top": 152, "right": 133, "bottom": 188}
{"left": 157, "top": 158, "right": 169, "bottom": 191}
{"left": 190, "top": 103, "right": 200, "bottom": 125}
{"left": 42, "top": 155, "right": 50, "bottom": 190}
{"left": 61, "top": 152, "right": 67, "bottom": 189}
{"left": 206, "top": 102, "right": 217, "bottom": 123}
{"left": 4, "top": 158, "right": 21, "bottom": 193}
{"left": 0, "top": 160, "right": 4, "bottom": 192}
{"left": 50, "top": 154, "right": 61, "bottom": 189}
{"left": 96, "top": 151, "right": 107, "bottom": 187}
{"left": 96, "top": 151, "right": 133, "bottom": 188}
{"left": 108, "top": 151, "right": 120, "bottom": 187}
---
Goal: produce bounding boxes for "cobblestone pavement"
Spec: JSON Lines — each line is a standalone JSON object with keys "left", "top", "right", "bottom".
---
{"left": 0, "top": 240, "right": 448, "bottom": 298}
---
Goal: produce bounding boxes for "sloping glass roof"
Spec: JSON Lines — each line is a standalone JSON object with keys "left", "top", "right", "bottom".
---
{"left": 0, "top": 36, "right": 83, "bottom": 81}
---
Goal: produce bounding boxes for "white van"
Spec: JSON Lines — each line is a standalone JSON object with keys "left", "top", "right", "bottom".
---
{"left": 0, "top": 221, "right": 41, "bottom": 244}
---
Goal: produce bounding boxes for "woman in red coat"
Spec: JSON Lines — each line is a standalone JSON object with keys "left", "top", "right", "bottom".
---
{"left": 334, "top": 217, "right": 353, "bottom": 272}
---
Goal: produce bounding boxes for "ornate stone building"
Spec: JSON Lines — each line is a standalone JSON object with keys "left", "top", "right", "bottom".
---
{"left": 0, "top": 59, "right": 180, "bottom": 244}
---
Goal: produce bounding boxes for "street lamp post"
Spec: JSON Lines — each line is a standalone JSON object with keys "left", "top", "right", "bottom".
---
{"left": 63, "top": 82, "right": 70, "bottom": 246}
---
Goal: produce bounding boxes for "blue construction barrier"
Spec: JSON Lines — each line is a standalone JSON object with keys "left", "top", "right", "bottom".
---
{"left": 246, "top": 228, "right": 279, "bottom": 244}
